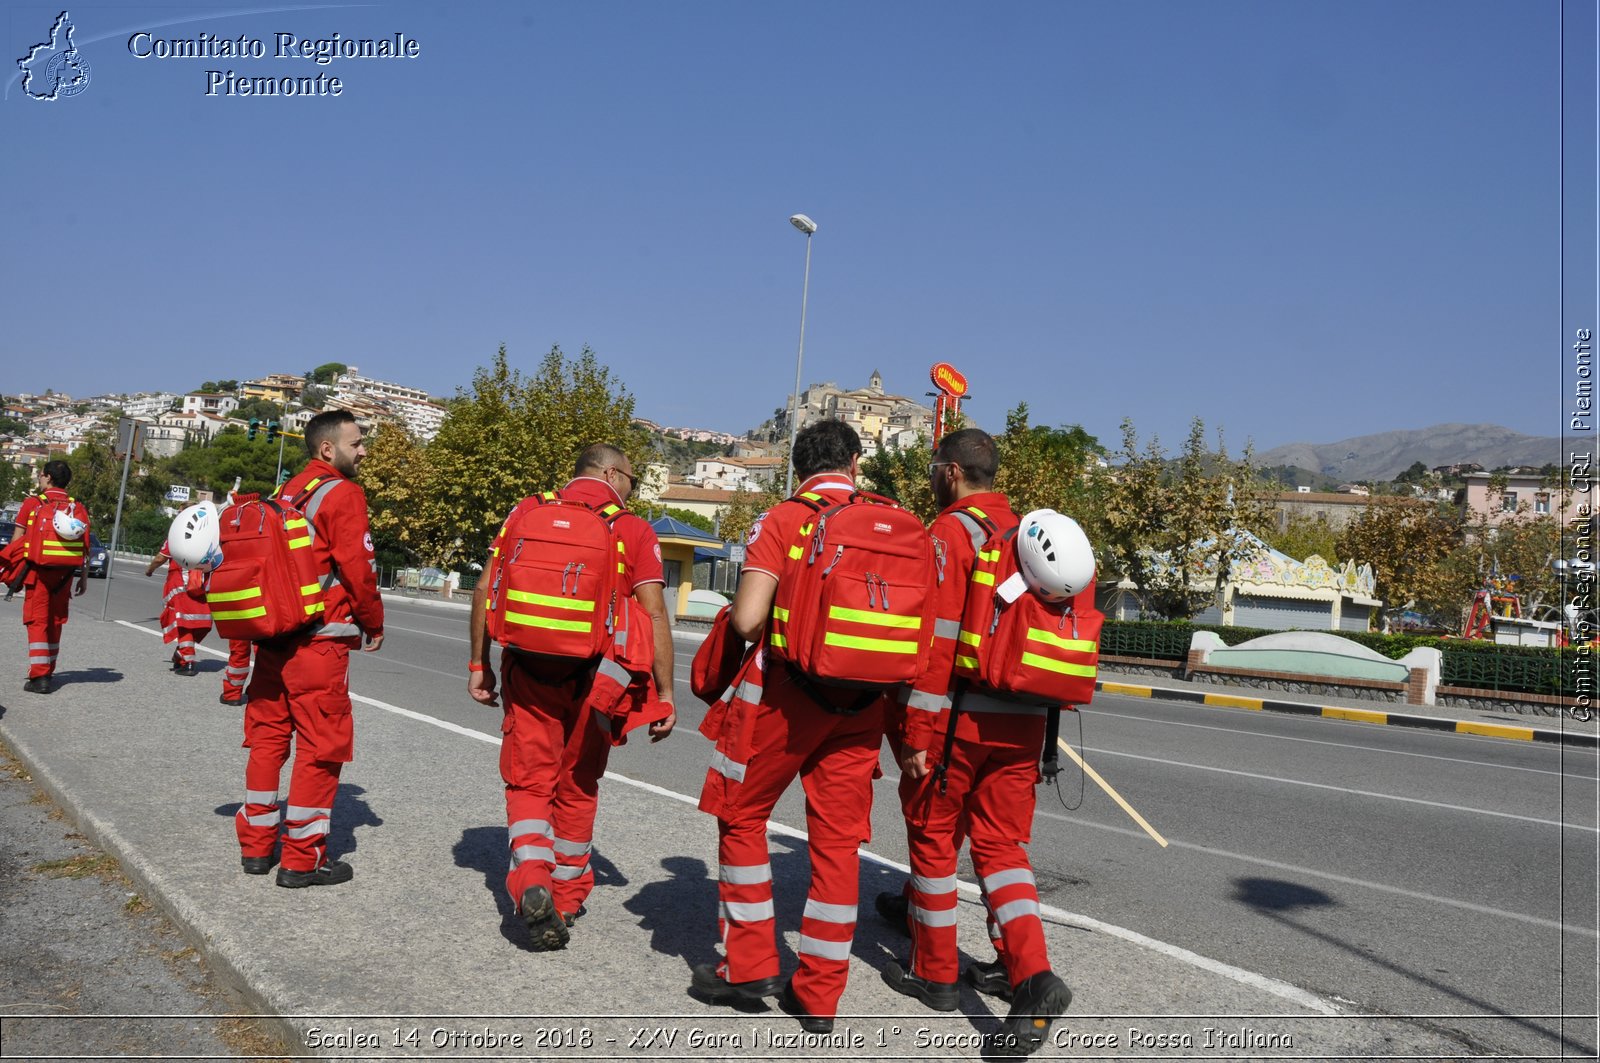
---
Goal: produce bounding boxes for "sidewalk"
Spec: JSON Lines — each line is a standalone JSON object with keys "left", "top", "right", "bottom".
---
{"left": 0, "top": 617, "right": 1480, "bottom": 1060}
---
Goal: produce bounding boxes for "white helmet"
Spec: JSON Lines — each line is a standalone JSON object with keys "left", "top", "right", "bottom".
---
{"left": 1015, "top": 509, "right": 1095, "bottom": 603}
{"left": 51, "top": 507, "right": 87, "bottom": 541}
{"left": 168, "top": 502, "right": 223, "bottom": 572}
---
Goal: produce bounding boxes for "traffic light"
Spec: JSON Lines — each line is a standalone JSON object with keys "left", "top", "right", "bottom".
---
{"left": 267, "top": 421, "right": 280, "bottom": 443}
{"left": 247, "top": 419, "right": 260, "bottom": 441}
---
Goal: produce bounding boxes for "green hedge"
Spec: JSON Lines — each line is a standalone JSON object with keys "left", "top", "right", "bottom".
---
{"left": 1098, "top": 619, "right": 1583, "bottom": 697}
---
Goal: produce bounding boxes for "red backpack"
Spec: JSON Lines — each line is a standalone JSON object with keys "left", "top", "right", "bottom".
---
{"left": 484, "top": 492, "right": 627, "bottom": 662}
{"left": 767, "top": 490, "right": 937, "bottom": 688}
{"left": 204, "top": 478, "right": 342, "bottom": 642}
{"left": 23, "top": 494, "right": 90, "bottom": 570}
{"left": 951, "top": 507, "right": 1102, "bottom": 706}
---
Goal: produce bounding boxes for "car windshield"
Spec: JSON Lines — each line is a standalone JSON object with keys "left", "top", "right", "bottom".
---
{"left": 90, "top": 533, "right": 104, "bottom": 549}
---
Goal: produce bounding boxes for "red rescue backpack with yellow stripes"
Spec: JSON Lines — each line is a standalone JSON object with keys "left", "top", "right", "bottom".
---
{"left": 485, "top": 493, "right": 627, "bottom": 662}
{"left": 952, "top": 507, "right": 1102, "bottom": 705}
{"left": 767, "top": 490, "right": 937, "bottom": 689}
{"left": 204, "top": 480, "right": 341, "bottom": 642}
{"left": 21, "top": 493, "right": 90, "bottom": 569}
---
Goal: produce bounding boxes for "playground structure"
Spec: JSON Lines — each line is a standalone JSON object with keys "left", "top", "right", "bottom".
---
{"left": 1455, "top": 572, "right": 1594, "bottom": 649}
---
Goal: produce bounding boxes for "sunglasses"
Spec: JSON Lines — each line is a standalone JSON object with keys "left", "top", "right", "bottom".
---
{"left": 608, "top": 467, "right": 638, "bottom": 494}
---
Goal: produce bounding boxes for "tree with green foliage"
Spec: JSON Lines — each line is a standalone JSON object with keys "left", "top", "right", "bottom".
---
{"left": 233, "top": 398, "right": 284, "bottom": 425}
{"left": 1335, "top": 498, "right": 1465, "bottom": 628}
{"left": 357, "top": 424, "right": 430, "bottom": 565}
{"left": 717, "top": 483, "right": 785, "bottom": 546}
{"left": 154, "top": 426, "right": 307, "bottom": 500}
{"left": 660, "top": 507, "right": 715, "bottom": 534}
{"left": 860, "top": 435, "right": 936, "bottom": 522}
{"left": 414, "top": 344, "right": 649, "bottom": 569}
{"left": 1262, "top": 513, "right": 1342, "bottom": 564}
{"left": 309, "top": 362, "right": 348, "bottom": 385}
{"left": 0, "top": 461, "right": 36, "bottom": 506}
{"left": 0, "top": 415, "right": 29, "bottom": 437}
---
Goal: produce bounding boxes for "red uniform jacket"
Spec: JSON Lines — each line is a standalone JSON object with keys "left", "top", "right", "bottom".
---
{"left": 276, "top": 460, "right": 384, "bottom": 643}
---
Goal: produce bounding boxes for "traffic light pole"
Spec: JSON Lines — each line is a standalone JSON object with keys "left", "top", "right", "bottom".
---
{"left": 274, "top": 397, "right": 288, "bottom": 485}
{"left": 100, "top": 428, "right": 137, "bottom": 621}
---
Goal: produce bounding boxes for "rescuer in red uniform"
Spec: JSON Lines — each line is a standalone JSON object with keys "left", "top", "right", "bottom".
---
{"left": 468, "top": 443, "right": 676, "bottom": 952}
{"left": 147, "top": 543, "right": 213, "bottom": 676}
{"left": 7, "top": 461, "right": 90, "bottom": 694}
{"left": 234, "top": 410, "right": 385, "bottom": 888}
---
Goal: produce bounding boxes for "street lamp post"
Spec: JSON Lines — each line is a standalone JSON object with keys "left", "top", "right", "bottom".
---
{"left": 784, "top": 213, "right": 817, "bottom": 495}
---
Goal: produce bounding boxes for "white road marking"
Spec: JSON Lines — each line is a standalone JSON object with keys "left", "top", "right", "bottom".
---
{"left": 109, "top": 620, "right": 1336, "bottom": 1015}
{"left": 1033, "top": 805, "right": 1600, "bottom": 940}
{"left": 1080, "top": 745, "right": 1599, "bottom": 833}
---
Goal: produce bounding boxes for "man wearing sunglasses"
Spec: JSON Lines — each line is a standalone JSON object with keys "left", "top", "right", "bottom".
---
{"left": 469, "top": 443, "right": 675, "bottom": 950}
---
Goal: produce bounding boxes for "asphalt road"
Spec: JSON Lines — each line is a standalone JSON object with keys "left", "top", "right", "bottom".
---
{"left": 75, "top": 562, "right": 1600, "bottom": 1057}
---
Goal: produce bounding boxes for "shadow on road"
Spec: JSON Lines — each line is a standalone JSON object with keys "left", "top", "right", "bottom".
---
{"left": 49, "top": 667, "right": 123, "bottom": 686}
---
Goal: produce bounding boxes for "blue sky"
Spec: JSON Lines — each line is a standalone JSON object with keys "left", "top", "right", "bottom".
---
{"left": 1, "top": 0, "right": 1593, "bottom": 455}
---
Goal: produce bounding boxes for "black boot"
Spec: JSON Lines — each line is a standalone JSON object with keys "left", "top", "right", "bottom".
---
{"left": 689, "top": 963, "right": 783, "bottom": 1003}
{"left": 881, "top": 959, "right": 959, "bottom": 1011}
{"left": 987, "top": 970, "right": 1072, "bottom": 1057}
{"left": 874, "top": 890, "right": 910, "bottom": 935}
{"left": 964, "top": 958, "right": 1014, "bottom": 1001}
{"left": 777, "top": 982, "right": 834, "bottom": 1034}
{"left": 275, "top": 859, "right": 354, "bottom": 889}
{"left": 519, "top": 885, "right": 570, "bottom": 951}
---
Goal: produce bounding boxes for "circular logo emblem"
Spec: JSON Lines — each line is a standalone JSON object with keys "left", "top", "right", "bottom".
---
{"left": 363, "top": 532, "right": 374, "bottom": 552}
{"left": 653, "top": 543, "right": 662, "bottom": 563}
{"left": 45, "top": 50, "right": 91, "bottom": 98}
{"left": 746, "top": 516, "right": 766, "bottom": 545}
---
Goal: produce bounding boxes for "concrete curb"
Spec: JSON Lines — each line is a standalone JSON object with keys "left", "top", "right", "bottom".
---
{"left": 1097, "top": 680, "right": 1599, "bottom": 749}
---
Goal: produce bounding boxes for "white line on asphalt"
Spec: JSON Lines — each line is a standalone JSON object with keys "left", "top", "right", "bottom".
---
{"left": 382, "top": 623, "right": 470, "bottom": 643}
{"left": 108, "top": 621, "right": 1337, "bottom": 1016}
{"left": 1033, "top": 805, "right": 1600, "bottom": 939}
{"left": 1080, "top": 745, "right": 1600, "bottom": 833}
{"left": 1095, "top": 705, "right": 1600, "bottom": 774}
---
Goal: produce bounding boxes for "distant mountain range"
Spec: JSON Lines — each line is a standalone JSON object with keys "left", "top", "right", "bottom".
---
{"left": 1255, "top": 424, "right": 1565, "bottom": 483}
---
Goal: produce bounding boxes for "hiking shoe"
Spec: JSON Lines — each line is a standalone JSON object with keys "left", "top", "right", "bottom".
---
{"left": 220, "top": 694, "right": 246, "bottom": 706}
{"left": 241, "top": 855, "right": 274, "bottom": 876}
{"left": 964, "top": 958, "right": 1014, "bottom": 1001}
{"left": 23, "top": 677, "right": 50, "bottom": 694}
{"left": 881, "top": 959, "right": 959, "bottom": 1011}
{"left": 777, "top": 982, "right": 834, "bottom": 1034}
{"left": 987, "top": 970, "right": 1072, "bottom": 1057}
{"left": 689, "top": 963, "right": 782, "bottom": 1003}
{"left": 173, "top": 662, "right": 198, "bottom": 677}
{"left": 874, "top": 890, "right": 910, "bottom": 935}
{"left": 561, "top": 903, "right": 587, "bottom": 927}
{"left": 276, "top": 860, "right": 354, "bottom": 889}
{"left": 520, "top": 886, "right": 569, "bottom": 951}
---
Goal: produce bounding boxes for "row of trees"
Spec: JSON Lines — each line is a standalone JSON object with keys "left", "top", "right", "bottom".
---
{"left": 22, "top": 349, "right": 1577, "bottom": 633}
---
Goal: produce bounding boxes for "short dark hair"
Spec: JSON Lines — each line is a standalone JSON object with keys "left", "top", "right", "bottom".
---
{"left": 41, "top": 459, "right": 71, "bottom": 489}
{"left": 574, "top": 443, "right": 628, "bottom": 478}
{"left": 935, "top": 428, "right": 998, "bottom": 489}
{"left": 793, "top": 419, "right": 862, "bottom": 480}
{"left": 304, "top": 409, "right": 357, "bottom": 456}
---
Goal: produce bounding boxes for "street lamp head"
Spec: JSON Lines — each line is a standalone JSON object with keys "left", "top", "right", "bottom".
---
{"left": 790, "top": 213, "right": 817, "bottom": 235}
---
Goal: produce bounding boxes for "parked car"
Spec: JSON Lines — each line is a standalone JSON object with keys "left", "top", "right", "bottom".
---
{"left": 86, "top": 532, "right": 109, "bottom": 578}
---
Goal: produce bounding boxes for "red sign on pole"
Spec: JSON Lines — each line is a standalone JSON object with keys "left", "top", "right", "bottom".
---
{"left": 929, "top": 363, "right": 967, "bottom": 444}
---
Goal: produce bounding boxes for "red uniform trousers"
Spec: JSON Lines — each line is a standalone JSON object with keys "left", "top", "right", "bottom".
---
{"left": 23, "top": 569, "right": 73, "bottom": 679}
{"left": 500, "top": 656, "right": 614, "bottom": 918}
{"left": 901, "top": 714, "right": 1050, "bottom": 988}
{"left": 160, "top": 564, "right": 211, "bottom": 668}
{"left": 223, "top": 640, "right": 253, "bottom": 699}
{"left": 716, "top": 669, "right": 884, "bottom": 1019}
{"left": 235, "top": 636, "right": 355, "bottom": 872}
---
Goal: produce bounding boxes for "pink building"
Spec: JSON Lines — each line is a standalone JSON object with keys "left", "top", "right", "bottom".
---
{"left": 1460, "top": 471, "right": 1584, "bottom": 529}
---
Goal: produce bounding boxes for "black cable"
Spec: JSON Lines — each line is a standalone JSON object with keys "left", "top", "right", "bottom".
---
{"left": 1050, "top": 707, "right": 1087, "bottom": 811}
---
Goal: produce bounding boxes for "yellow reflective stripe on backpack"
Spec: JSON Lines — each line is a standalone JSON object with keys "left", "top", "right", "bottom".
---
{"left": 1019, "top": 652, "right": 1096, "bottom": 677}
{"left": 504, "top": 613, "right": 593, "bottom": 633}
{"left": 823, "top": 632, "right": 918, "bottom": 654}
{"left": 769, "top": 633, "right": 789, "bottom": 649}
{"left": 207, "top": 587, "right": 262, "bottom": 603}
{"left": 957, "top": 630, "right": 981, "bottom": 647}
{"left": 213, "top": 605, "right": 269, "bottom": 622}
{"left": 828, "top": 606, "right": 919, "bottom": 630}
{"left": 506, "top": 589, "right": 596, "bottom": 613}
{"left": 971, "top": 571, "right": 995, "bottom": 586}
{"left": 1025, "top": 629, "right": 1097, "bottom": 653}
{"left": 955, "top": 654, "right": 980, "bottom": 670}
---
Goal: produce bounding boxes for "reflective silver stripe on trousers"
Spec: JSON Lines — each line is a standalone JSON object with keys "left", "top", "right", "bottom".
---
{"left": 961, "top": 688, "right": 1050, "bottom": 717}
{"left": 913, "top": 873, "right": 958, "bottom": 895}
{"left": 286, "top": 805, "right": 329, "bottom": 820}
{"left": 719, "top": 863, "right": 772, "bottom": 886}
{"left": 176, "top": 612, "right": 210, "bottom": 622}
{"left": 803, "top": 899, "right": 857, "bottom": 924}
{"left": 553, "top": 837, "right": 590, "bottom": 858}
{"left": 511, "top": 844, "right": 555, "bottom": 867}
{"left": 911, "top": 903, "right": 959, "bottom": 927}
{"left": 509, "top": 819, "right": 551, "bottom": 839}
{"left": 798, "top": 934, "right": 852, "bottom": 961}
{"left": 245, "top": 789, "right": 278, "bottom": 805}
{"left": 226, "top": 668, "right": 251, "bottom": 677}
{"left": 933, "top": 618, "right": 961, "bottom": 640}
{"left": 285, "top": 821, "right": 329, "bottom": 840}
{"left": 710, "top": 750, "right": 746, "bottom": 783}
{"left": 992, "top": 898, "right": 1042, "bottom": 925}
{"left": 551, "top": 864, "right": 588, "bottom": 880}
{"left": 904, "top": 689, "right": 946, "bottom": 713}
{"left": 27, "top": 643, "right": 52, "bottom": 651}
{"left": 719, "top": 899, "right": 776, "bottom": 922}
{"left": 983, "top": 867, "right": 1037, "bottom": 893}
{"left": 241, "top": 811, "right": 281, "bottom": 827}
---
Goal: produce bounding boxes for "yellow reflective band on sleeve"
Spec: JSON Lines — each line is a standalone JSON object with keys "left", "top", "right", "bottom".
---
{"left": 771, "top": 606, "right": 790, "bottom": 622}
{"left": 213, "top": 606, "right": 269, "bottom": 622}
{"left": 957, "top": 630, "right": 981, "bottom": 647}
{"left": 1019, "top": 652, "right": 1097, "bottom": 677}
{"left": 971, "top": 571, "right": 995, "bottom": 586}
{"left": 823, "top": 632, "right": 918, "bottom": 654}
{"left": 506, "top": 590, "right": 596, "bottom": 612}
{"left": 207, "top": 587, "right": 263, "bottom": 603}
{"left": 1026, "top": 629, "right": 1098, "bottom": 653}
{"left": 505, "top": 613, "right": 593, "bottom": 633}
{"left": 829, "top": 606, "right": 919, "bottom": 630}
{"left": 769, "top": 633, "right": 789, "bottom": 649}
